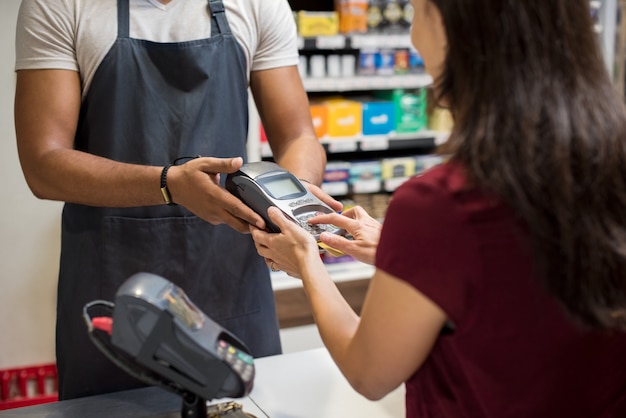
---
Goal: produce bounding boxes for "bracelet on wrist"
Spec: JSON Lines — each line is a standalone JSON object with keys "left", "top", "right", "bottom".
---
{"left": 160, "top": 164, "right": 176, "bottom": 206}
{"left": 160, "top": 155, "right": 201, "bottom": 206}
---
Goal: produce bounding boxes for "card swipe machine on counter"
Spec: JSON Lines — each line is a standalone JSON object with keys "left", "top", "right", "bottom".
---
{"left": 83, "top": 272, "right": 255, "bottom": 418}
{"left": 226, "top": 161, "right": 345, "bottom": 246}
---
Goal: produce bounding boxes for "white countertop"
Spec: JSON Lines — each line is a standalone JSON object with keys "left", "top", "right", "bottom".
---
{"left": 213, "top": 348, "right": 405, "bottom": 418}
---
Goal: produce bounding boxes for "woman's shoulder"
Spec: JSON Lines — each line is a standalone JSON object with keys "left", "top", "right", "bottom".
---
{"left": 394, "top": 160, "right": 506, "bottom": 221}
{"left": 398, "top": 160, "right": 469, "bottom": 199}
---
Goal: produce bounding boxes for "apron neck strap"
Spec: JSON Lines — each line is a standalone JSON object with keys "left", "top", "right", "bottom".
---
{"left": 116, "top": 0, "right": 231, "bottom": 39}
{"left": 117, "top": 0, "right": 130, "bottom": 39}
{"left": 209, "top": 0, "right": 229, "bottom": 36}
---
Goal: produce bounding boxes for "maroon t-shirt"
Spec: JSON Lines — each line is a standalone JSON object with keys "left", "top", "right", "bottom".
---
{"left": 376, "top": 162, "right": 626, "bottom": 418}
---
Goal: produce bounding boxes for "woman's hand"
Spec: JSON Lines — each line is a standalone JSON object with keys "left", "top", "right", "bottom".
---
{"left": 250, "top": 206, "right": 323, "bottom": 278}
{"left": 309, "top": 206, "right": 382, "bottom": 265}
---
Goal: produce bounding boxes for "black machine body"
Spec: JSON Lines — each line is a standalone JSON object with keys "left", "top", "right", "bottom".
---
{"left": 83, "top": 273, "right": 254, "bottom": 416}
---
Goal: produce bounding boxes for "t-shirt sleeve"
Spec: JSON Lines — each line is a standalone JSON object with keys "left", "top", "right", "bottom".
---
{"left": 251, "top": 0, "right": 299, "bottom": 71}
{"left": 15, "top": 0, "right": 78, "bottom": 72}
{"left": 375, "top": 174, "right": 482, "bottom": 326}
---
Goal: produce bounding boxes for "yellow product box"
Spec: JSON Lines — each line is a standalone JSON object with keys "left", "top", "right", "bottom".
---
{"left": 324, "top": 99, "right": 362, "bottom": 138}
{"left": 381, "top": 156, "right": 417, "bottom": 192}
{"left": 429, "top": 106, "right": 454, "bottom": 132}
{"left": 309, "top": 103, "right": 329, "bottom": 139}
{"left": 298, "top": 11, "right": 340, "bottom": 37}
{"left": 381, "top": 157, "right": 417, "bottom": 179}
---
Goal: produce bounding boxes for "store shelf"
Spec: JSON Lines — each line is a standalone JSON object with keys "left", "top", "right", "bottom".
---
{"left": 303, "top": 74, "right": 432, "bottom": 92}
{"left": 270, "top": 260, "right": 374, "bottom": 291}
{"left": 261, "top": 130, "right": 444, "bottom": 158}
{"left": 326, "top": 130, "right": 443, "bottom": 153}
{"left": 298, "top": 34, "right": 414, "bottom": 51}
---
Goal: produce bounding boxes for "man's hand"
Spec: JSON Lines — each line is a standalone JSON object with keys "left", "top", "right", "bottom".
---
{"left": 167, "top": 156, "right": 266, "bottom": 233}
{"left": 301, "top": 180, "right": 344, "bottom": 212}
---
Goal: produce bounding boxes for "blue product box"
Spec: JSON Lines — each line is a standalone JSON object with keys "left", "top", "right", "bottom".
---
{"left": 359, "top": 49, "right": 377, "bottom": 75}
{"left": 375, "top": 49, "right": 395, "bottom": 76}
{"left": 361, "top": 101, "right": 395, "bottom": 136}
{"left": 409, "top": 48, "right": 425, "bottom": 73}
{"left": 322, "top": 161, "right": 351, "bottom": 196}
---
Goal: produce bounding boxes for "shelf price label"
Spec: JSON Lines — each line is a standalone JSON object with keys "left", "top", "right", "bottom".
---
{"left": 352, "top": 179, "right": 382, "bottom": 194}
{"left": 316, "top": 35, "right": 346, "bottom": 49}
{"left": 322, "top": 182, "right": 350, "bottom": 197}
{"left": 350, "top": 35, "right": 375, "bottom": 49}
{"left": 326, "top": 139, "right": 358, "bottom": 153}
{"left": 360, "top": 136, "right": 389, "bottom": 151}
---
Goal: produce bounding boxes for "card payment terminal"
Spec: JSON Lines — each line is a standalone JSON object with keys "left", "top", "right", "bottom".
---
{"left": 83, "top": 272, "right": 255, "bottom": 417}
{"left": 226, "top": 161, "right": 345, "bottom": 241}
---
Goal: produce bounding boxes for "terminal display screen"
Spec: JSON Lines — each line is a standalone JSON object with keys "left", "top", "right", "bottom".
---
{"left": 261, "top": 175, "right": 304, "bottom": 199}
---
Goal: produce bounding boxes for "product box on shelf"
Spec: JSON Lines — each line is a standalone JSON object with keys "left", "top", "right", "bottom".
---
{"left": 323, "top": 161, "right": 351, "bottom": 197}
{"left": 381, "top": 156, "right": 416, "bottom": 191}
{"left": 341, "top": 54, "right": 357, "bottom": 77}
{"left": 359, "top": 49, "right": 403, "bottom": 76}
{"left": 429, "top": 106, "right": 454, "bottom": 132}
{"left": 415, "top": 154, "right": 444, "bottom": 174}
{"left": 394, "top": 49, "right": 410, "bottom": 74}
{"left": 381, "top": 156, "right": 416, "bottom": 179}
{"left": 366, "top": 0, "right": 385, "bottom": 33}
{"left": 309, "top": 103, "right": 329, "bottom": 139}
{"left": 361, "top": 100, "right": 395, "bottom": 136}
{"left": 381, "top": 0, "right": 405, "bottom": 33}
{"left": 398, "top": 0, "right": 414, "bottom": 30}
{"left": 358, "top": 49, "right": 378, "bottom": 75}
{"left": 324, "top": 161, "right": 352, "bottom": 183}
{"left": 376, "top": 49, "right": 396, "bottom": 75}
{"left": 408, "top": 49, "right": 425, "bottom": 73}
{"left": 376, "top": 88, "right": 428, "bottom": 133}
{"left": 335, "top": 0, "right": 369, "bottom": 34}
{"left": 324, "top": 98, "right": 363, "bottom": 138}
{"left": 297, "top": 11, "right": 340, "bottom": 37}
{"left": 349, "top": 160, "right": 382, "bottom": 194}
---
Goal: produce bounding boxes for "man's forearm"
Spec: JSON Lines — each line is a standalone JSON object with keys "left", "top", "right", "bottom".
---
{"left": 273, "top": 135, "right": 327, "bottom": 185}
{"left": 23, "top": 148, "right": 164, "bottom": 207}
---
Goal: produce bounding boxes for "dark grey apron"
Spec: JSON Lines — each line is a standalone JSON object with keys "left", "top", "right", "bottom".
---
{"left": 57, "top": 0, "right": 280, "bottom": 400}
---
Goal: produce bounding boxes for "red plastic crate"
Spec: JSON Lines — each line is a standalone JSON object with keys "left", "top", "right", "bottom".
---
{"left": 0, "top": 364, "right": 58, "bottom": 410}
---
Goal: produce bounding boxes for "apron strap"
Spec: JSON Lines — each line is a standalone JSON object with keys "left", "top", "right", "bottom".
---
{"left": 117, "top": 0, "right": 229, "bottom": 39}
{"left": 209, "top": 0, "right": 231, "bottom": 36}
{"left": 117, "top": 0, "right": 130, "bottom": 39}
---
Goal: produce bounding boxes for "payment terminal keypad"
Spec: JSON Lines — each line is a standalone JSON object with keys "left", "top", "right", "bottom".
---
{"left": 216, "top": 340, "right": 254, "bottom": 383}
{"left": 296, "top": 212, "right": 343, "bottom": 240}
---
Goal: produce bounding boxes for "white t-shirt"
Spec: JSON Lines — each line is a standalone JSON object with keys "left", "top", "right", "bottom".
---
{"left": 15, "top": 0, "right": 299, "bottom": 96}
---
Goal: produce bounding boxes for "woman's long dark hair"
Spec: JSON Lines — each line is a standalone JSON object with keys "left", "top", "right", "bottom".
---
{"left": 433, "top": 0, "right": 626, "bottom": 330}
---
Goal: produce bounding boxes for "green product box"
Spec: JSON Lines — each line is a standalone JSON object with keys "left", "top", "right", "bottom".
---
{"left": 375, "top": 88, "right": 428, "bottom": 133}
